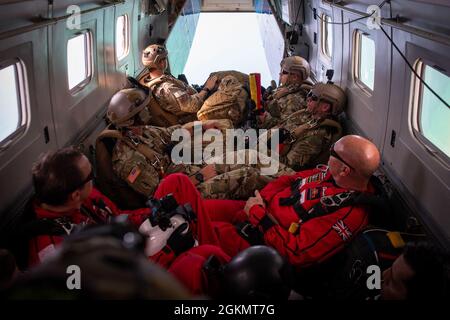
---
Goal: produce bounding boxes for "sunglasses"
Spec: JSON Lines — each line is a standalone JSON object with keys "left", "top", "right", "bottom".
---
{"left": 307, "top": 91, "right": 319, "bottom": 102}
{"left": 70, "top": 169, "right": 94, "bottom": 192}
{"left": 330, "top": 143, "right": 354, "bottom": 170}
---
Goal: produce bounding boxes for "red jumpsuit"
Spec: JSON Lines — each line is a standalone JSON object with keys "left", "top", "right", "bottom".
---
{"left": 149, "top": 173, "right": 250, "bottom": 268}
{"left": 28, "top": 188, "right": 150, "bottom": 266}
{"left": 248, "top": 168, "right": 371, "bottom": 268}
{"left": 168, "top": 244, "right": 231, "bottom": 296}
{"left": 154, "top": 170, "right": 371, "bottom": 273}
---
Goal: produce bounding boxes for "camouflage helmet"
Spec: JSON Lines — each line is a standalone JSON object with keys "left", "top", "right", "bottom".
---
{"left": 309, "top": 82, "right": 347, "bottom": 116}
{"left": 107, "top": 88, "right": 150, "bottom": 127}
{"left": 280, "top": 56, "right": 310, "bottom": 80}
{"left": 142, "top": 44, "right": 168, "bottom": 69}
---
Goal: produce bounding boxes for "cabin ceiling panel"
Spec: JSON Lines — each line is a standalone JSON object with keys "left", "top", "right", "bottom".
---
{"left": 0, "top": 0, "right": 48, "bottom": 35}
{"left": 201, "top": 0, "right": 255, "bottom": 12}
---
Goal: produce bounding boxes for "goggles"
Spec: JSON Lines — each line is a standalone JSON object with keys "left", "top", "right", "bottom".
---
{"left": 330, "top": 143, "right": 354, "bottom": 170}
{"left": 70, "top": 169, "right": 94, "bottom": 192}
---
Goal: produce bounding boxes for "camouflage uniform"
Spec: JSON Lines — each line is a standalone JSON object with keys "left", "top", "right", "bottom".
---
{"left": 112, "top": 123, "right": 294, "bottom": 200}
{"left": 197, "top": 150, "right": 295, "bottom": 200}
{"left": 110, "top": 120, "right": 231, "bottom": 197}
{"left": 259, "top": 83, "right": 309, "bottom": 129}
{"left": 274, "top": 109, "right": 343, "bottom": 170}
{"left": 145, "top": 74, "right": 204, "bottom": 123}
{"left": 111, "top": 125, "right": 183, "bottom": 197}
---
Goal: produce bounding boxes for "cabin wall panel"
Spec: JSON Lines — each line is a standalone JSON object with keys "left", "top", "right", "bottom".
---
{"left": 0, "top": 28, "right": 57, "bottom": 220}
{"left": 49, "top": 9, "right": 111, "bottom": 147}
{"left": 314, "top": 0, "right": 333, "bottom": 82}
{"left": 383, "top": 29, "right": 450, "bottom": 244}
{"left": 113, "top": 1, "right": 137, "bottom": 86}
{"left": 304, "top": 0, "right": 319, "bottom": 80}
{"left": 340, "top": 12, "right": 391, "bottom": 150}
{"left": 330, "top": 8, "right": 344, "bottom": 88}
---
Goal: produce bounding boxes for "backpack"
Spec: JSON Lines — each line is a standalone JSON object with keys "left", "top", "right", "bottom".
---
{"left": 209, "top": 70, "right": 249, "bottom": 87}
{"left": 197, "top": 75, "right": 249, "bottom": 126}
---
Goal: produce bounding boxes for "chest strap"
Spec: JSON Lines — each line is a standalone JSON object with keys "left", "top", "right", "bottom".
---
{"left": 279, "top": 178, "right": 359, "bottom": 223}
{"left": 278, "top": 178, "right": 303, "bottom": 207}
{"left": 98, "top": 129, "right": 168, "bottom": 175}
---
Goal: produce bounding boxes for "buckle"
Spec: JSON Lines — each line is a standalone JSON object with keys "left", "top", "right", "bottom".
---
{"left": 126, "top": 131, "right": 140, "bottom": 146}
{"left": 320, "top": 192, "right": 353, "bottom": 207}
{"left": 152, "top": 154, "right": 161, "bottom": 166}
{"left": 286, "top": 131, "right": 296, "bottom": 144}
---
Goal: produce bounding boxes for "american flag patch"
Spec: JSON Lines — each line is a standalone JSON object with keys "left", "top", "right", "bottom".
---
{"left": 127, "top": 166, "right": 141, "bottom": 183}
{"left": 332, "top": 220, "right": 352, "bottom": 241}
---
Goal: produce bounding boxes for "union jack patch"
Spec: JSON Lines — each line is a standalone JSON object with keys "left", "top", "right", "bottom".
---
{"left": 332, "top": 220, "right": 353, "bottom": 241}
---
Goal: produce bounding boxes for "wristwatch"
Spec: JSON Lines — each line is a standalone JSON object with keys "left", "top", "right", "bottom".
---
{"left": 195, "top": 172, "right": 204, "bottom": 183}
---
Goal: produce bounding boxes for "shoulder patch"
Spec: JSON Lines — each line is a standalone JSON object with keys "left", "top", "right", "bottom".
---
{"left": 332, "top": 220, "right": 353, "bottom": 241}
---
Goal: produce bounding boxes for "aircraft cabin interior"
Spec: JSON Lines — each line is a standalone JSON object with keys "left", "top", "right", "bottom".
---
{"left": 0, "top": 0, "right": 449, "bottom": 301}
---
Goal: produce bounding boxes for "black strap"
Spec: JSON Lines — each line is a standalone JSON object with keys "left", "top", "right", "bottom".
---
{"left": 80, "top": 206, "right": 101, "bottom": 224}
{"left": 278, "top": 176, "right": 366, "bottom": 223}
{"left": 20, "top": 218, "right": 67, "bottom": 238}
{"left": 278, "top": 178, "right": 303, "bottom": 206}
{"left": 235, "top": 222, "right": 265, "bottom": 246}
{"left": 295, "top": 190, "right": 390, "bottom": 224}
{"left": 127, "top": 76, "right": 149, "bottom": 94}
{"left": 259, "top": 215, "right": 276, "bottom": 232}
{"left": 297, "top": 192, "right": 358, "bottom": 223}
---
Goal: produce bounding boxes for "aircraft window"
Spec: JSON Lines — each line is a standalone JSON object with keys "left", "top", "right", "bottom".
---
{"left": 321, "top": 14, "right": 333, "bottom": 60}
{"left": 0, "top": 62, "right": 27, "bottom": 145}
{"left": 67, "top": 32, "right": 92, "bottom": 91}
{"left": 412, "top": 61, "right": 450, "bottom": 158}
{"left": 116, "top": 15, "right": 130, "bottom": 61}
{"left": 354, "top": 31, "right": 375, "bottom": 91}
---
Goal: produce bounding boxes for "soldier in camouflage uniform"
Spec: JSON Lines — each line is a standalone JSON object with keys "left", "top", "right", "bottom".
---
{"left": 259, "top": 56, "right": 313, "bottom": 129}
{"left": 138, "top": 44, "right": 218, "bottom": 124}
{"left": 104, "top": 88, "right": 294, "bottom": 201}
{"left": 262, "top": 82, "right": 347, "bottom": 171}
{"left": 191, "top": 149, "right": 294, "bottom": 200}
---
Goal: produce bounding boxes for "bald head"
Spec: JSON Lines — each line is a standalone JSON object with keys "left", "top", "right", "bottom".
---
{"left": 334, "top": 135, "right": 380, "bottom": 179}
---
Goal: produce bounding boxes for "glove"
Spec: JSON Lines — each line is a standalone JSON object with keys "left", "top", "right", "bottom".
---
{"left": 166, "top": 223, "right": 195, "bottom": 255}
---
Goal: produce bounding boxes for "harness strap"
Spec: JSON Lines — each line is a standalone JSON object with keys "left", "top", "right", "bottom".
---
{"left": 279, "top": 178, "right": 363, "bottom": 223}
{"left": 97, "top": 129, "right": 168, "bottom": 175}
{"left": 278, "top": 178, "right": 303, "bottom": 206}
{"left": 21, "top": 218, "right": 70, "bottom": 238}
